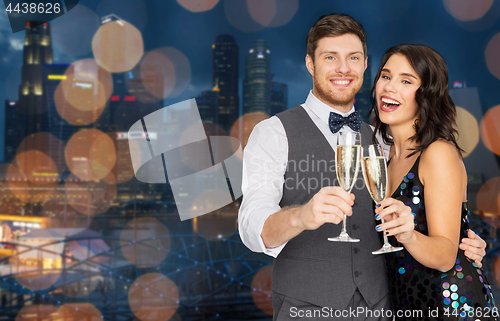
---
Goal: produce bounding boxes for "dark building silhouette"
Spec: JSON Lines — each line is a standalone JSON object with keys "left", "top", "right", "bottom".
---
{"left": 196, "top": 89, "right": 220, "bottom": 124}
{"left": 212, "top": 35, "right": 239, "bottom": 131}
{"left": 355, "top": 54, "right": 372, "bottom": 123}
{"left": 4, "top": 100, "right": 19, "bottom": 163}
{"left": 270, "top": 82, "right": 288, "bottom": 116}
{"left": 40, "top": 63, "right": 75, "bottom": 142}
{"left": 243, "top": 40, "right": 271, "bottom": 115}
{"left": 18, "top": 22, "right": 53, "bottom": 138}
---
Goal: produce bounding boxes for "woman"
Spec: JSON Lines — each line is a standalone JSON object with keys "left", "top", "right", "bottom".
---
{"left": 371, "top": 45, "right": 496, "bottom": 320}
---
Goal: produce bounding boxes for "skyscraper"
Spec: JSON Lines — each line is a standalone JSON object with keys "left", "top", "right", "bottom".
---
{"left": 4, "top": 100, "right": 19, "bottom": 163}
{"left": 243, "top": 40, "right": 271, "bottom": 115}
{"left": 270, "top": 82, "right": 288, "bottom": 116}
{"left": 355, "top": 54, "right": 372, "bottom": 123}
{"left": 40, "top": 63, "right": 75, "bottom": 142}
{"left": 212, "top": 35, "right": 239, "bottom": 131}
{"left": 196, "top": 89, "right": 219, "bottom": 124}
{"left": 18, "top": 21, "right": 53, "bottom": 137}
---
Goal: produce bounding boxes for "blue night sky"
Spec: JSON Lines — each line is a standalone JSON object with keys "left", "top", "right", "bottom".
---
{"left": 0, "top": 0, "right": 499, "bottom": 164}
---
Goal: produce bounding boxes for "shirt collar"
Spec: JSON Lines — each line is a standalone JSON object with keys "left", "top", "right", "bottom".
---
{"left": 304, "top": 90, "right": 355, "bottom": 127}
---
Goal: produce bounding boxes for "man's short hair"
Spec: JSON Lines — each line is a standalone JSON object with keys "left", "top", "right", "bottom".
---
{"left": 306, "top": 13, "right": 367, "bottom": 61}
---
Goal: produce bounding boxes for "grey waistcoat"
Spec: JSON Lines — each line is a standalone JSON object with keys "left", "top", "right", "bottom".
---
{"left": 272, "top": 105, "right": 390, "bottom": 310}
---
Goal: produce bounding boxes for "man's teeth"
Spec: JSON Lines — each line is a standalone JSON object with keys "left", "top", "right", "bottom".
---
{"left": 332, "top": 79, "right": 351, "bottom": 85}
{"left": 381, "top": 97, "right": 400, "bottom": 105}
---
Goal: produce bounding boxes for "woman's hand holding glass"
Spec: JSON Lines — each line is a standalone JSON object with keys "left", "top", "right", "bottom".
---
{"left": 374, "top": 197, "right": 415, "bottom": 244}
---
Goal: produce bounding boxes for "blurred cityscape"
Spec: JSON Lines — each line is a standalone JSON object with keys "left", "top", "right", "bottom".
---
{"left": 0, "top": 1, "right": 500, "bottom": 320}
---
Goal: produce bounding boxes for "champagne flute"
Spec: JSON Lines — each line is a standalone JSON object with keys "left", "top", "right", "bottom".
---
{"left": 361, "top": 144, "right": 403, "bottom": 254}
{"left": 328, "top": 132, "right": 361, "bottom": 242}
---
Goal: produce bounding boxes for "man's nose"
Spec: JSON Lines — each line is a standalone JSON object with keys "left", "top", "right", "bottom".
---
{"left": 335, "top": 59, "right": 351, "bottom": 74}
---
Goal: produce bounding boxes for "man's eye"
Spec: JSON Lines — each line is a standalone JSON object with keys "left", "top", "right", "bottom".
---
{"left": 350, "top": 57, "right": 359, "bottom": 60}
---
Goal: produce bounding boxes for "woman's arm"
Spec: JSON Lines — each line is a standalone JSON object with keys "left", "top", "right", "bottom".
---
{"left": 378, "top": 140, "right": 465, "bottom": 272}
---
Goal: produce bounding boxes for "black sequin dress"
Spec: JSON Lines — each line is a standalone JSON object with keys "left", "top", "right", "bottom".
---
{"left": 385, "top": 155, "right": 496, "bottom": 321}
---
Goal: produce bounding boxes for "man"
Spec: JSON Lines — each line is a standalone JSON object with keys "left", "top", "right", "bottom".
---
{"left": 238, "top": 13, "right": 486, "bottom": 320}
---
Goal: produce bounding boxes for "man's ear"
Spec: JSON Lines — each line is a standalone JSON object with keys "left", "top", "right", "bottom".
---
{"left": 306, "top": 54, "right": 315, "bottom": 77}
{"left": 364, "top": 55, "right": 368, "bottom": 72}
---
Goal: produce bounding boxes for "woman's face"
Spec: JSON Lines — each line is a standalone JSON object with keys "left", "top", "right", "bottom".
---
{"left": 375, "top": 53, "right": 421, "bottom": 128}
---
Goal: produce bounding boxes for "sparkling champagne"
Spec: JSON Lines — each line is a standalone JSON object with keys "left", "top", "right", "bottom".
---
{"left": 335, "top": 145, "right": 361, "bottom": 193}
{"left": 362, "top": 156, "right": 388, "bottom": 203}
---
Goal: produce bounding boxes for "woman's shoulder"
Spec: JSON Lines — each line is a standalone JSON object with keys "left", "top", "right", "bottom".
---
{"left": 419, "top": 139, "right": 464, "bottom": 181}
{"left": 420, "top": 139, "right": 462, "bottom": 162}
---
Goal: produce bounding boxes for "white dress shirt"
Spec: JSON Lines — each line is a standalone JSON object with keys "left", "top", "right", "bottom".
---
{"left": 238, "top": 90, "right": 390, "bottom": 258}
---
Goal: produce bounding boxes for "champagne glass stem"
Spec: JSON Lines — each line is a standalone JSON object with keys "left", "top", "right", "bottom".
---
{"left": 381, "top": 218, "right": 389, "bottom": 244}
{"left": 342, "top": 214, "right": 347, "bottom": 234}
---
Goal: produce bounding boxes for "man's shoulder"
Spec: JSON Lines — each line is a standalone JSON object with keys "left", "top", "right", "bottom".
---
{"left": 275, "top": 104, "right": 304, "bottom": 118}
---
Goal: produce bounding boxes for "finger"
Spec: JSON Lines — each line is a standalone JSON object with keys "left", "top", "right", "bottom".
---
{"left": 322, "top": 186, "right": 355, "bottom": 205}
{"left": 320, "top": 195, "right": 353, "bottom": 216}
{"left": 460, "top": 239, "right": 486, "bottom": 256}
{"left": 383, "top": 225, "right": 414, "bottom": 237}
{"left": 463, "top": 250, "right": 482, "bottom": 265}
{"left": 318, "top": 203, "right": 351, "bottom": 218}
{"left": 376, "top": 197, "right": 399, "bottom": 209}
{"left": 377, "top": 218, "right": 413, "bottom": 235}
{"left": 375, "top": 204, "right": 409, "bottom": 221}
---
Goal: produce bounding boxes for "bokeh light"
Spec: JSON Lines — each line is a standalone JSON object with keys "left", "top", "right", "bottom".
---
{"left": 92, "top": 20, "right": 144, "bottom": 73}
{"left": 55, "top": 59, "right": 113, "bottom": 125}
{"left": 125, "top": 61, "right": 163, "bottom": 104}
{"left": 486, "top": 33, "right": 500, "bottom": 80}
{"left": 177, "top": 0, "right": 219, "bottom": 12}
{"left": 230, "top": 112, "right": 269, "bottom": 151}
{"left": 266, "top": 0, "right": 298, "bottom": 27}
{"left": 8, "top": 151, "right": 58, "bottom": 203}
{"left": 61, "top": 59, "right": 113, "bottom": 112}
{"left": 128, "top": 273, "right": 179, "bottom": 321}
{"left": 477, "top": 177, "right": 500, "bottom": 228}
{"left": 17, "top": 132, "right": 66, "bottom": 174}
{"left": 54, "top": 84, "right": 105, "bottom": 126}
{"left": 97, "top": 0, "right": 148, "bottom": 31}
{"left": 443, "top": 0, "right": 493, "bottom": 21}
{"left": 64, "top": 174, "right": 117, "bottom": 216}
{"left": 247, "top": 0, "right": 276, "bottom": 27}
{"left": 141, "top": 47, "right": 191, "bottom": 99}
{"left": 480, "top": 105, "right": 500, "bottom": 155}
{"left": 246, "top": 0, "right": 299, "bottom": 28}
{"left": 251, "top": 265, "right": 273, "bottom": 315}
{"left": 13, "top": 243, "right": 63, "bottom": 290}
{"left": 52, "top": 5, "right": 100, "bottom": 56}
{"left": 120, "top": 217, "right": 171, "bottom": 267}
{"left": 65, "top": 129, "right": 117, "bottom": 181}
{"left": 16, "top": 305, "right": 58, "bottom": 321}
{"left": 455, "top": 107, "right": 479, "bottom": 157}
{"left": 55, "top": 303, "right": 103, "bottom": 321}
{"left": 224, "top": 0, "right": 265, "bottom": 32}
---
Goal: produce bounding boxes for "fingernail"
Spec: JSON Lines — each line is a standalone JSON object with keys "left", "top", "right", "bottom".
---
{"left": 376, "top": 226, "right": 382, "bottom": 231}
{"left": 385, "top": 231, "right": 389, "bottom": 235}
{"left": 376, "top": 204, "right": 381, "bottom": 208}
{"left": 375, "top": 214, "right": 380, "bottom": 220}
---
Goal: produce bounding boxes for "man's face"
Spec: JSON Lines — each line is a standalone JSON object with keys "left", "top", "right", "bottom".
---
{"left": 306, "top": 34, "right": 367, "bottom": 110}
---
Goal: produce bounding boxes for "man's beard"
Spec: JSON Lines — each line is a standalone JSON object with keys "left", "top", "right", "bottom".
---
{"left": 313, "top": 76, "right": 362, "bottom": 107}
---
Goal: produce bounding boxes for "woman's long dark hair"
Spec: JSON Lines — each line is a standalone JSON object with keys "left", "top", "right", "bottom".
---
{"left": 370, "top": 44, "right": 464, "bottom": 157}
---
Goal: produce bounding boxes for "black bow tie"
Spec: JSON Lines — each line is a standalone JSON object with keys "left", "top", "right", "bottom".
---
{"left": 329, "top": 111, "right": 362, "bottom": 133}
